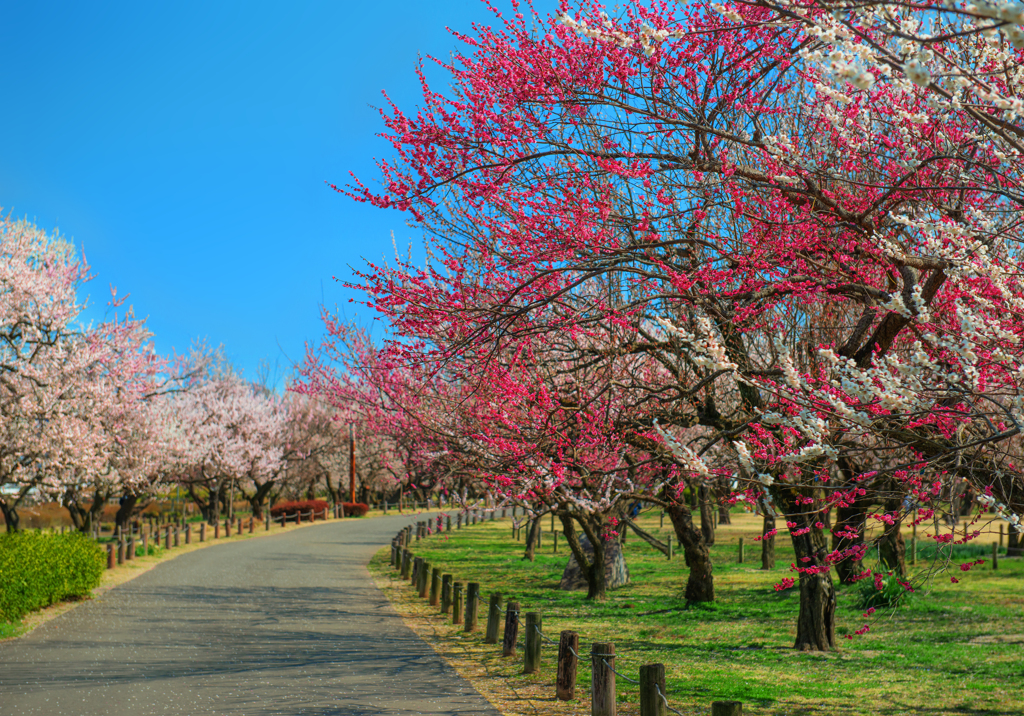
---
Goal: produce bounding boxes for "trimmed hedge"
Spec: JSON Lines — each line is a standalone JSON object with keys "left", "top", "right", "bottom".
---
{"left": 270, "top": 500, "right": 330, "bottom": 519}
{"left": 341, "top": 502, "right": 369, "bottom": 517}
{"left": 0, "top": 531, "right": 104, "bottom": 622}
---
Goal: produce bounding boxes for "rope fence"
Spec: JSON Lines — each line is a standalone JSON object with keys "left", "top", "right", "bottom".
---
{"left": 389, "top": 510, "right": 747, "bottom": 716}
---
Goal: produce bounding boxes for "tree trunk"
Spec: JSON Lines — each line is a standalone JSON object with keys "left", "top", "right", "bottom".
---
{"left": 761, "top": 512, "right": 776, "bottom": 570}
{"left": 699, "top": 484, "right": 716, "bottom": 547}
{"left": 1008, "top": 528, "right": 1023, "bottom": 557}
{"left": 559, "top": 513, "right": 608, "bottom": 600}
{"left": 523, "top": 517, "right": 541, "bottom": 562}
{"left": 0, "top": 498, "right": 20, "bottom": 533}
{"left": 832, "top": 502, "right": 867, "bottom": 584}
{"left": 666, "top": 503, "right": 714, "bottom": 603}
{"left": 780, "top": 491, "right": 836, "bottom": 652}
{"left": 115, "top": 494, "right": 138, "bottom": 531}
{"left": 878, "top": 497, "right": 907, "bottom": 577}
{"left": 718, "top": 504, "right": 731, "bottom": 525}
{"left": 244, "top": 481, "right": 275, "bottom": 520}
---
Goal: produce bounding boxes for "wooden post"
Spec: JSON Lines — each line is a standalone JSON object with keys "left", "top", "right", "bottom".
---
{"left": 524, "top": 612, "right": 542, "bottom": 673}
{"left": 465, "top": 582, "right": 480, "bottom": 631}
{"left": 142, "top": 528, "right": 148, "bottom": 555}
{"left": 430, "top": 567, "right": 441, "bottom": 606}
{"left": 553, "top": 530, "right": 557, "bottom": 553}
{"left": 737, "top": 537, "right": 744, "bottom": 564}
{"left": 200, "top": 522, "right": 206, "bottom": 542}
{"left": 164, "top": 528, "right": 170, "bottom": 550}
{"left": 660, "top": 511, "right": 664, "bottom": 528}
{"left": 640, "top": 663, "right": 666, "bottom": 716}
{"left": 452, "top": 582, "right": 464, "bottom": 625}
{"left": 591, "top": 642, "right": 616, "bottom": 716}
{"left": 711, "top": 702, "right": 742, "bottom": 716}
{"left": 441, "top": 574, "right": 453, "bottom": 614}
{"left": 106, "top": 544, "right": 114, "bottom": 569}
{"left": 1000, "top": 524, "right": 1004, "bottom": 548}
{"left": 457, "top": 513, "right": 462, "bottom": 529}
{"left": 446, "top": 515, "right": 452, "bottom": 531}
{"left": 117, "top": 539, "right": 125, "bottom": 565}
{"left": 185, "top": 523, "right": 191, "bottom": 544}
{"left": 419, "top": 561, "right": 431, "bottom": 598}
{"left": 556, "top": 630, "right": 578, "bottom": 701}
{"left": 266, "top": 513, "right": 271, "bottom": 531}
{"left": 667, "top": 534, "right": 673, "bottom": 560}
{"left": 910, "top": 537, "right": 917, "bottom": 565}
{"left": 126, "top": 537, "right": 135, "bottom": 561}
{"left": 502, "top": 600, "right": 520, "bottom": 657}
{"left": 401, "top": 550, "right": 411, "bottom": 579}
{"left": 484, "top": 593, "right": 503, "bottom": 643}
{"left": 249, "top": 517, "right": 254, "bottom": 534}
{"left": 294, "top": 512, "right": 300, "bottom": 527}
{"left": 174, "top": 526, "right": 180, "bottom": 548}
{"left": 993, "top": 542, "right": 999, "bottom": 570}
{"left": 412, "top": 557, "right": 423, "bottom": 587}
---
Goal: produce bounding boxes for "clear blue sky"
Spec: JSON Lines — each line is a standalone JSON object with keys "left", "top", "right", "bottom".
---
{"left": 0, "top": 0, "right": 520, "bottom": 388}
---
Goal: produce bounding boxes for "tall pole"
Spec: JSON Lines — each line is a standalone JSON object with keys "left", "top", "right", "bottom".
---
{"left": 349, "top": 423, "right": 356, "bottom": 504}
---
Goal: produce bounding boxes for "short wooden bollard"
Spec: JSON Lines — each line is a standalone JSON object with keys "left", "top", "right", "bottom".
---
{"left": 557, "top": 630, "right": 578, "bottom": 700}
{"left": 452, "top": 582, "right": 464, "bottom": 625}
{"left": 465, "top": 582, "right": 480, "bottom": 632}
{"left": 910, "top": 537, "right": 917, "bottom": 565}
{"left": 490, "top": 510, "right": 495, "bottom": 521}
{"left": 107, "top": 544, "right": 115, "bottom": 569}
{"left": 226, "top": 518, "right": 233, "bottom": 536}
{"left": 524, "top": 612, "right": 542, "bottom": 673}
{"left": 737, "top": 538, "right": 744, "bottom": 564}
{"left": 265, "top": 513, "right": 271, "bottom": 531}
{"left": 126, "top": 537, "right": 135, "bottom": 561}
{"left": 412, "top": 557, "right": 423, "bottom": 587}
{"left": 711, "top": 701, "right": 742, "bottom": 716}
{"left": 164, "top": 528, "right": 171, "bottom": 550}
{"left": 117, "top": 539, "right": 125, "bottom": 565}
{"left": 441, "top": 574, "right": 453, "bottom": 614}
{"left": 591, "top": 642, "right": 616, "bottom": 716}
{"left": 200, "top": 522, "right": 206, "bottom": 542}
{"left": 457, "top": 514, "right": 462, "bottom": 529}
{"left": 446, "top": 515, "right": 452, "bottom": 531}
{"left": 174, "top": 526, "right": 180, "bottom": 548}
{"left": 401, "top": 550, "right": 412, "bottom": 579}
{"left": 215, "top": 521, "right": 221, "bottom": 539}
{"left": 667, "top": 534, "right": 673, "bottom": 560}
{"left": 502, "top": 508, "right": 507, "bottom": 518}
{"left": 502, "top": 601, "right": 520, "bottom": 657}
{"left": 249, "top": 517, "right": 254, "bottom": 533}
{"left": 430, "top": 567, "right": 441, "bottom": 606}
{"left": 640, "top": 663, "right": 666, "bottom": 716}
{"left": 484, "top": 593, "right": 503, "bottom": 643}
{"left": 143, "top": 529, "right": 149, "bottom": 555}
{"left": 993, "top": 542, "right": 999, "bottom": 570}
{"left": 419, "top": 561, "right": 431, "bottom": 598}
{"left": 1000, "top": 524, "right": 1004, "bottom": 547}
{"left": 185, "top": 524, "right": 191, "bottom": 544}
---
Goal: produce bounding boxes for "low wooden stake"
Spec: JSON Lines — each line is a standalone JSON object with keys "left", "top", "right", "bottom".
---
{"left": 556, "top": 630, "right": 578, "bottom": 701}
{"left": 591, "top": 642, "right": 616, "bottom": 716}
{"left": 503, "top": 601, "right": 520, "bottom": 657}
{"left": 524, "top": 612, "right": 542, "bottom": 674}
{"left": 640, "top": 663, "right": 666, "bottom": 716}
{"left": 465, "top": 582, "right": 480, "bottom": 631}
{"left": 441, "top": 574, "right": 453, "bottom": 614}
{"left": 453, "top": 582, "right": 464, "bottom": 625}
{"left": 712, "top": 701, "right": 742, "bottom": 716}
{"left": 484, "top": 593, "right": 503, "bottom": 644}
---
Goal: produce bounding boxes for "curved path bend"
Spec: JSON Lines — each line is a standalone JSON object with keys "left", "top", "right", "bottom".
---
{"left": 0, "top": 515, "right": 500, "bottom": 716}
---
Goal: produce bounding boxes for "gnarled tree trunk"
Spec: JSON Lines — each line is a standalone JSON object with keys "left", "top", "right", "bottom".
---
{"left": 560, "top": 513, "right": 608, "bottom": 600}
{"left": 878, "top": 496, "right": 907, "bottom": 577}
{"left": 761, "top": 511, "right": 776, "bottom": 570}
{"left": 699, "top": 484, "right": 716, "bottom": 546}
{"left": 779, "top": 491, "right": 836, "bottom": 652}
{"left": 666, "top": 503, "right": 714, "bottom": 603}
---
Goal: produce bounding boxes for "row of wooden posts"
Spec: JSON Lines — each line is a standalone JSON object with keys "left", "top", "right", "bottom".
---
{"left": 103, "top": 505, "right": 353, "bottom": 570}
{"left": 389, "top": 512, "right": 744, "bottom": 716}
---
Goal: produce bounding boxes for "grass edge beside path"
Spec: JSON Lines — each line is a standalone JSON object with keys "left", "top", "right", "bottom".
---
{"left": 1, "top": 510, "right": 384, "bottom": 643}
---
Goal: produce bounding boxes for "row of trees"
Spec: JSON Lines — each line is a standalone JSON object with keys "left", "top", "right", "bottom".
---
{"left": 300, "top": 0, "right": 1024, "bottom": 651}
{"left": 0, "top": 214, "right": 366, "bottom": 534}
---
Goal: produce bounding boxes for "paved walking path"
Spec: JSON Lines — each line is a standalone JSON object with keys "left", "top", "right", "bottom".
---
{"left": 0, "top": 515, "right": 501, "bottom": 715}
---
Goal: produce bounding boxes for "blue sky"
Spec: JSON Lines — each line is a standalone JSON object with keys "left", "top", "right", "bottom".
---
{"left": 0, "top": 0, "right": 525, "bottom": 388}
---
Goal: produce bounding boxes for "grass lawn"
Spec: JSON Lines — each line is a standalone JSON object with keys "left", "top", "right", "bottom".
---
{"left": 369, "top": 510, "right": 1024, "bottom": 716}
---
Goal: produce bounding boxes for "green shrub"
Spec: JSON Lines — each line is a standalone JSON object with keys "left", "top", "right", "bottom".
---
{"left": 0, "top": 531, "right": 104, "bottom": 622}
{"left": 859, "top": 571, "right": 914, "bottom": 610}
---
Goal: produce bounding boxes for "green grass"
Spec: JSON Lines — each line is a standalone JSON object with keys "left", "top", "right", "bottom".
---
{"left": 373, "top": 511, "right": 1024, "bottom": 716}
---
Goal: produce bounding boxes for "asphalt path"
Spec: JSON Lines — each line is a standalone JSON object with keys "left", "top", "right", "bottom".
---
{"left": 0, "top": 514, "right": 501, "bottom": 716}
